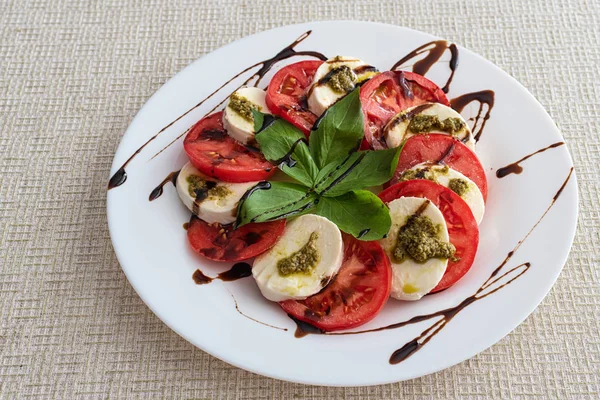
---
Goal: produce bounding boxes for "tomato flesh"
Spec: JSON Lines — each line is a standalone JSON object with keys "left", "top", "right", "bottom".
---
{"left": 266, "top": 60, "right": 323, "bottom": 136}
{"left": 187, "top": 216, "right": 285, "bottom": 262}
{"left": 391, "top": 134, "right": 488, "bottom": 201}
{"left": 360, "top": 71, "right": 449, "bottom": 149}
{"left": 378, "top": 180, "right": 479, "bottom": 292}
{"left": 280, "top": 234, "right": 392, "bottom": 331}
{"left": 183, "top": 112, "right": 276, "bottom": 183}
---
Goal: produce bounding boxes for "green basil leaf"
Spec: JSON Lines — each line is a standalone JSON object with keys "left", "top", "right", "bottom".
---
{"left": 309, "top": 88, "right": 364, "bottom": 169}
{"left": 255, "top": 118, "right": 319, "bottom": 187}
{"left": 314, "top": 190, "right": 391, "bottom": 241}
{"left": 251, "top": 109, "right": 264, "bottom": 132}
{"left": 236, "top": 181, "right": 318, "bottom": 227}
{"left": 314, "top": 147, "right": 401, "bottom": 197}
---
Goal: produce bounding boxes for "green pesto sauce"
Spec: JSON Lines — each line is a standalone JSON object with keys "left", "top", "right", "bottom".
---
{"left": 327, "top": 65, "right": 357, "bottom": 94}
{"left": 229, "top": 93, "right": 257, "bottom": 122}
{"left": 398, "top": 165, "right": 449, "bottom": 183}
{"left": 208, "top": 185, "right": 232, "bottom": 200}
{"left": 448, "top": 178, "right": 469, "bottom": 196}
{"left": 393, "top": 215, "right": 456, "bottom": 264}
{"left": 277, "top": 232, "right": 320, "bottom": 276}
{"left": 408, "top": 114, "right": 465, "bottom": 135}
{"left": 186, "top": 175, "right": 231, "bottom": 200}
{"left": 187, "top": 175, "right": 206, "bottom": 198}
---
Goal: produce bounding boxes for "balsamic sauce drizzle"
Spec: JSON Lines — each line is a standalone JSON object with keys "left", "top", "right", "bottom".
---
{"left": 496, "top": 142, "right": 565, "bottom": 178}
{"left": 272, "top": 138, "right": 308, "bottom": 168}
{"left": 108, "top": 30, "right": 326, "bottom": 190}
{"left": 148, "top": 170, "right": 180, "bottom": 201}
{"left": 192, "top": 262, "right": 253, "bottom": 285}
{"left": 229, "top": 290, "right": 288, "bottom": 331}
{"left": 450, "top": 90, "right": 495, "bottom": 142}
{"left": 293, "top": 168, "right": 574, "bottom": 365}
{"left": 391, "top": 41, "right": 459, "bottom": 93}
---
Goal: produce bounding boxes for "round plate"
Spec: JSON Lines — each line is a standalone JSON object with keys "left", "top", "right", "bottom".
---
{"left": 107, "top": 21, "right": 577, "bottom": 386}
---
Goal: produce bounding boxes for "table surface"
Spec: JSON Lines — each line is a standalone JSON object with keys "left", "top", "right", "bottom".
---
{"left": 1, "top": 0, "right": 599, "bottom": 398}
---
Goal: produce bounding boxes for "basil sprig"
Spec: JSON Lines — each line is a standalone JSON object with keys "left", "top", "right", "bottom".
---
{"left": 237, "top": 89, "right": 400, "bottom": 241}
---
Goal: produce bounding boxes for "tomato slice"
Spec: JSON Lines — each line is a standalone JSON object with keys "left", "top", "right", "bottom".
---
{"left": 183, "top": 112, "right": 276, "bottom": 182}
{"left": 187, "top": 216, "right": 285, "bottom": 262}
{"left": 280, "top": 234, "right": 392, "bottom": 331}
{"left": 378, "top": 180, "right": 479, "bottom": 292}
{"left": 360, "top": 71, "right": 449, "bottom": 149}
{"left": 266, "top": 60, "right": 323, "bottom": 136}
{"left": 391, "top": 134, "right": 488, "bottom": 201}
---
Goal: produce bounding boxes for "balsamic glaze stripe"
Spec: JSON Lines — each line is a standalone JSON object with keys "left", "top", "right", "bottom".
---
{"left": 148, "top": 170, "right": 180, "bottom": 201}
{"left": 450, "top": 90, "right": 495, "bottom": 142}
{"left": 496, "top": 142, "right": 565, "bottom": 178}
{"left": 228, "top": 290, "right": 288, "bottom": 331}
{"left": 391, "top": 41, "right": 459, "bottom": 94}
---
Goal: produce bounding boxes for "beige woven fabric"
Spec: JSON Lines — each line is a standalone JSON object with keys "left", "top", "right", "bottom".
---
{"left": 1, "top": 0, "right": 598, "bottom": 398}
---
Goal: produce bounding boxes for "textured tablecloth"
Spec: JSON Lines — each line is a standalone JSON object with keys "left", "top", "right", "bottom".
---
{"left": 1, "top": 0, "right": 599, "bottom": 398}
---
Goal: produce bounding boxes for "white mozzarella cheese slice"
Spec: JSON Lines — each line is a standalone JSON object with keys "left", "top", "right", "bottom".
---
{"left": 401, "top": 163, "right": 485, "bottom": 224}
{"left": 222, "top": 87, "right": 268, "bottom": 145}
{"left": 253, "top": 214, "right": 344, "bottom": 302}
{"left": 379, "top": 197, "right": 450, "bottom": 301}
{"left": 176, "top": 162, "right": 257, "bottom": 225}
{"left": 384, "top": 103, "right": 476, "bottom": 151}
{"left": 307, "top": 56, "right": 377, "bottom": 116}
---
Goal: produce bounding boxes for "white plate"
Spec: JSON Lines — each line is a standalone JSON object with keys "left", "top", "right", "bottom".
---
{"left": 107, "top": 21, "right": 577, "bottom": 386}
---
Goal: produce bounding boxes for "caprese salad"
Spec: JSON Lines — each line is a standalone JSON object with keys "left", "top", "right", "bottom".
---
{"left": 177, "top": 56, "right": 486, "bottom": 332}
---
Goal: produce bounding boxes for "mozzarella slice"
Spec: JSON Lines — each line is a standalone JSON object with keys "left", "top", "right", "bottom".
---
{"left": 379, "top": 197, "right": 450, "bottom": 301}
{"left": 384, "top": 103, "right": 476, "bottom": 151}
{"left": 307, "top": 56, "right": 377, "bottom": 116}
{"left": 400, "top": 163, "right": 485, "bottom": 224}
{"left": 222, "top": 87, "right": 268, "bottom": 145}
{"left": 253, "top": 214, "right": 344, "bottom": 302}
{"left": 176, "top": 162, "right": 257, "bottom": 225}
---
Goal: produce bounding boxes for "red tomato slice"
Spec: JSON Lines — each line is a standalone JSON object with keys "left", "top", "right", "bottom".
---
{"left": 266, "top": 60, "right": 323, "bottom": 136}
{"left": 391, "top": 134, "right": 488, "bottom": 201}
{"left": 360, "top": 71, "right": 449, "bottom": 149}
{"left": 183, "top": 112, "right": 276, "bottom": 183}
{"left": 378, "top": 180, "right": 479, "bottom": 293}
{"left": 187, "top": 216, "right": 285, "bottom": 262}
{"left": 280, "top": 234, "right": 392, "bottom": 331}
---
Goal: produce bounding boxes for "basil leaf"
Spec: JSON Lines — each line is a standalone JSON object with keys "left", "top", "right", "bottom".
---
{"left": 314, "top": 190, "right": 391, "bottom": 241}
{"left": 314, "top": 147, "right": 401, "bottom": 197}
{"left": 252, "top": 109, "right": 264, "bottom": 132}
{"left": 236, "top": 181, "right": 318, "bottom": 227}
{"left": 255, "top": 118, "right": 319, "bottom": 187}
{"left": 309, "top": 88, "right": 364, "bottom": 169}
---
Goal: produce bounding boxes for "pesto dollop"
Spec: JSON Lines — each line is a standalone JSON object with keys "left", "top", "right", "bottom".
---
{"left": 399, "top": 168, "right": 434, "bottom": 182}
{"left": 277, "top": 232, "right": 320, "bottom": 276}
{"left": 393, "top": 215, "right": 456, "bottom": 264}
{"left": 187, "top": 175, "right": 206, "bottom": 198}
{"left": 229, "top": 93, "right": 257, "bottom": 122}
{"left": 186, "top": 175, "right": 231, "bottom": 200}
{"left": 448, "top": 178, "right": 469, "bottom": 196}
{"left": 407, "top": 114, "right": 465, "bottom": 135}
{"left": 327, "top": 65, "right": 357, "bottom": 94}
{"left": 398, "top": 165, "right": 449, "bottom": 182}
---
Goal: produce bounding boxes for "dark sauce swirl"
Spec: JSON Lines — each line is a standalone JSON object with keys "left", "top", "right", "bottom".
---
{"left": 496, "top": 142, "right": 564, "bottom": 178}
{"left": 450, "top": 90, "right": 495, "bottom": 142}
{"left": 192, "top": 262, "right": 253, "bottom": 285}
{"left": 148, "top": 170, "right": 180, "bottom": 201}
{"left": 391, "top": 40, "right": 459, "bottom": 93}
